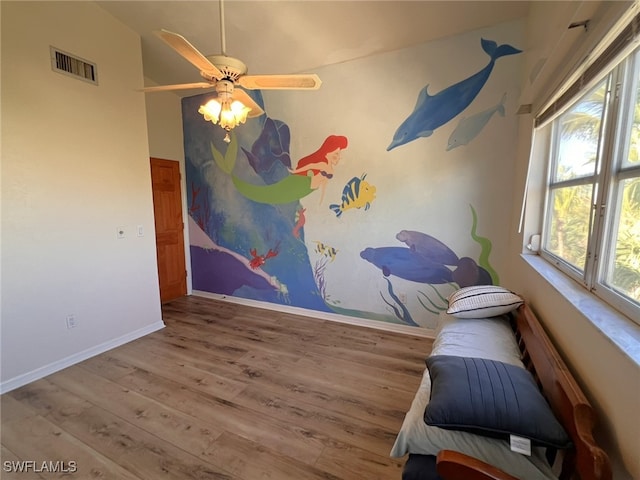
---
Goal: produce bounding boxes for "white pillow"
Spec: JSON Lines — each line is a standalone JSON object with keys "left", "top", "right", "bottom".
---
{"left": 447, "top": 285, "right": 523, "bottom": 318}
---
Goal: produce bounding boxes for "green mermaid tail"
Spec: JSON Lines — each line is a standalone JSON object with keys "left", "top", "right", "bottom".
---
{"left": 211, "top": 137, "right": 238, "bottom": 174}
{"left": 232, "top": 174, "right": 313, "bottom": 204}
{"left": 211, "top": 135, "right": 314, "bottom": 205}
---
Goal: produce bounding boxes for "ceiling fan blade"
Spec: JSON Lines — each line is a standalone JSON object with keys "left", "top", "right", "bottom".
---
{"left": 232, "top": 88, "right": 265, "bottom": 118}
{"left": 154, "top": 29, "right": 223, "bottom": 80}
{"left": 139, "top": 82, "right": 214, "bottom": 93}
{"left": 238, "top": 74, "right": 322, "bottom": 90}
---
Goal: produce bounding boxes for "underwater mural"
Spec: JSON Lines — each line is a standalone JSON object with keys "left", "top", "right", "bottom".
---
{"left": 184, "top": 23, "right": 522, "bottom": 329}
{"left": 184, "top": 91, "right": 324, "bottom": 310}
{"left": 387, "top": 38, "right": 521, "bottom": 151}
{"left": 184, "top": 91, "right": 381, "bottom": 314}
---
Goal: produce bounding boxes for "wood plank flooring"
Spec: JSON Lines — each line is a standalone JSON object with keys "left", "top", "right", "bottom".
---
{"left": 1, "top": 296, "right": 433, "bottom": 480}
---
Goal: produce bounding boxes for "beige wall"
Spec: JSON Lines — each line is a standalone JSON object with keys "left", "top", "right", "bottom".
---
{"left": 145, "top": 82, "right": 186, "bottom": 162}
{"left": 1, "top": 1, "right": 163, "bottom": 391}
{"left": 505, "top": 1, "right": 639, "bottom": 478}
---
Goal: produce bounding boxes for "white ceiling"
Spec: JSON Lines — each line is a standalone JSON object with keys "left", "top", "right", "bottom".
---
{"left": 96, "top": 1, "right": 531, "bottom": 95}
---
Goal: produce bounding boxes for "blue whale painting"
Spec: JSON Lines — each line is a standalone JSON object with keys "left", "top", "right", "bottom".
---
{"left": 387, "top": 38, "right": 522, "bottom": 151}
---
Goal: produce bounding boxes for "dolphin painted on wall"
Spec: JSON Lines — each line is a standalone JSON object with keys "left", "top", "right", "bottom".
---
{"left": 446, "top": 93, "right": 507, "bottom": 150}
{"left": 387, "top": 39, "right": 521, "bottom": 151}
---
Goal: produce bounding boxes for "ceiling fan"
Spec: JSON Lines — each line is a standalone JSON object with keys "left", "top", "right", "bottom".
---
{"left": 141, "top": 0, "right": 321, "bottom": 132}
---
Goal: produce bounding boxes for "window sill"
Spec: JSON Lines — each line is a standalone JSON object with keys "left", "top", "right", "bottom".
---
{"left": 521, "top": 254, "right": 640, "bottom": 367}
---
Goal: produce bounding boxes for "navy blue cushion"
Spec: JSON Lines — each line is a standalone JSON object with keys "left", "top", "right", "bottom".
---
{"left": 424, "top": 355, "right": 572, "bottom": 449}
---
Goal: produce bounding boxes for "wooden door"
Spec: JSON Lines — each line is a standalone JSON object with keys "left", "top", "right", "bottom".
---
{"left": 150, "top": 158, "right": 187, "bottom": 303}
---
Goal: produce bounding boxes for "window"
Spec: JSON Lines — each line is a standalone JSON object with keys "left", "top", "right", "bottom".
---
{"left": 540, "top": 46, "right": 640, "bottom": 322}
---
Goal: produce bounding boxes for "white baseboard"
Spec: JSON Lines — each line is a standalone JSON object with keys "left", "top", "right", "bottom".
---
{"left": 192, "top": 290, "right": 435, "bottom": 339}
{"left": 0, "top": 320, "right": 165, "bottom": 394}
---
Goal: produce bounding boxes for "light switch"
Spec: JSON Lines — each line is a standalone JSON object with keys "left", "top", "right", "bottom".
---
{"left": 117, "top": 226, "right": 125, "bottom": 239}
{"left": 137, "top": 225, "right": 144, "bottom": 237}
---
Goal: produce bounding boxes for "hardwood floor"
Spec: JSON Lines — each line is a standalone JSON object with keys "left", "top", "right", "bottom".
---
{"left": 1, "top": 296, "right": 433, "bottom": 480}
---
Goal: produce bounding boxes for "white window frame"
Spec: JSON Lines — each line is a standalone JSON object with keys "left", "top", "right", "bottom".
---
{"left": 539, "top": 48, "right": 640, "bottom": 323}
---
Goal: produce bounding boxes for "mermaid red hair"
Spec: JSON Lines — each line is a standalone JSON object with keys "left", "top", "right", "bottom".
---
{"left": 294, "top": 135, "right": 348, "bottom": 175}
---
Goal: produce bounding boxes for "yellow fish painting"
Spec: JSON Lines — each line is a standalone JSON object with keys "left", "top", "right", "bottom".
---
{"left": 329, "top": 173, "right": 376, "bottom": 217}
{"left": 314, "top": 241, "right": 338, "bottom": 262}
{"left": 329, "top": 174, "right": 376, "bottom": 218}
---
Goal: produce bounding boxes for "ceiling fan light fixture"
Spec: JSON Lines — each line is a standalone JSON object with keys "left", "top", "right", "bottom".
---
{"left": 199, "top": 99, "right": 222, "bottom": 122}
{"left": 198, "top": 97, "right": 251, "bottom": 132}
{"left": 224, "top": 100, "right": 251, "bottom": 125}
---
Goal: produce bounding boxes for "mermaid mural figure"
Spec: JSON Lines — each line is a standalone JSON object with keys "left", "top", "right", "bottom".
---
{"left": 216, "top": 133, "right": 348, "bottom": 205}
{"left": 289, "top": 135, "right": 348, "bottom": 204}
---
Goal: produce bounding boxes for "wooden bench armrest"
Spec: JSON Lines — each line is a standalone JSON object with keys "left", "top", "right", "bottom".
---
{"left": 436, "top": 450, "right": 520, "bottom": 480}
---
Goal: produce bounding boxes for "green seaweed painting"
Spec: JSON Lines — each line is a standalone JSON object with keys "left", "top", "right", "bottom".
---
{"left": 470, "top": 204, "right": 499, "bottom": 284}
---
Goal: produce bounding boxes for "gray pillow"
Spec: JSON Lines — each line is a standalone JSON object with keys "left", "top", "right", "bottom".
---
{"left": 424, "top": 355, "right": 571, "bottom": 449}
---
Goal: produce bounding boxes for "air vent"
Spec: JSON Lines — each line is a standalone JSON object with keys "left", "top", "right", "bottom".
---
{"left": 50, "top": 46, "right": 98, "bottom": 85}
{"left": 517, "top": 104, "right": 532, "bottom": 115}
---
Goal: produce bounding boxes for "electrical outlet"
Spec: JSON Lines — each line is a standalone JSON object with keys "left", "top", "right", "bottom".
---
{"left": 66, "top": 314, "right": 77, "bottom": 329}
